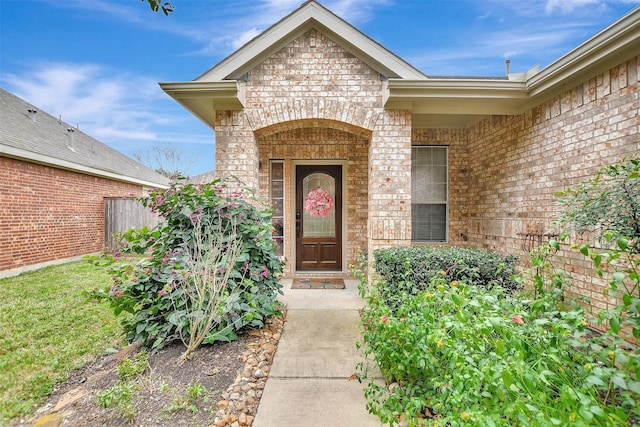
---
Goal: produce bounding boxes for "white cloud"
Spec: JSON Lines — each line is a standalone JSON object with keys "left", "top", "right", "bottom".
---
{"left": 544, "top": 0, "right": 640, "bottom": 13}
{"left": 1, "top": 62, "right": 178, "bottom": 145}
{"left": 545, "top": 0, "right": 601, "bottom": 13}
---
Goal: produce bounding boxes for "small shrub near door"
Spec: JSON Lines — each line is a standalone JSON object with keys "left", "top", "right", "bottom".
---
{"left": 372, "top": 246, "right": 520, "bottom": 309}
{"left": 87, "top": 176, "right": 284, "bottom": 353}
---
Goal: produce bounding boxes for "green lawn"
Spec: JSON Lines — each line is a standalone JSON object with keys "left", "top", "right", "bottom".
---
{"left": 0, "top": 261, "right": 126, "bottom": 422}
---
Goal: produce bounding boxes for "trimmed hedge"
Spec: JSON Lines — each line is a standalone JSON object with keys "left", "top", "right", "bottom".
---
{"left": 373, "top": 246, "right": 519, "bottom": 307}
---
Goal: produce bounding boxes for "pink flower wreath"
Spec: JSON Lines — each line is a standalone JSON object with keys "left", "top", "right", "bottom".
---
{"left": 304, "top": 188, "right": 334, "bottom": 217}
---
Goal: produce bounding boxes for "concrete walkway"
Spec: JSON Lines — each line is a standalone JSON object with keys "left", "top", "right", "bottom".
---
{"left": 253, "top": 279, "right": 384, "bottom": 427}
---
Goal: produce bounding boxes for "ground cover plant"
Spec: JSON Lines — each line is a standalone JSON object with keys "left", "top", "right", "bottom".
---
{"left": 357, "top": 159, "right": 639, "bottom": 426}
{"left": 87, "top": 176, "right": 284, "bottom": 355}
{"left": 0, "top": 262, "right": 125, "bottom": 422}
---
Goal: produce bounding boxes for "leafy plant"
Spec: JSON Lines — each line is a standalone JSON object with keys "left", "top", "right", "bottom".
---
{"left": 358, "top": 273, "right": 638, "bottom": 426}
{"left": 95, "top": 382, "right": 136, "bottom": 421}
{"left": 117, "top": 350, "right": 149, "bottom": 381}
{"left": 165, "top": 381, "right": 208, "bottom": 413}
{"left": 555, "top": 158, "right": 640, "bottom": 253}
{"left": 373, "top": 246, "right": 519, "bottom": 309}
{"left": 86, "top": 176, "right": 284, "bottom": 352}
{"left": 173, "top": 216, "right": 244, "bottom": 363}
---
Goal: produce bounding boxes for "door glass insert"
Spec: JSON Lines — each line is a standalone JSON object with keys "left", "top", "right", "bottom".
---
{"left": 302, "top": 173, "right": 335, "bottom": 237}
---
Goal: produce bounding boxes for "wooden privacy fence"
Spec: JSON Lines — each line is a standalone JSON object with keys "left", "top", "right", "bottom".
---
{"left": 104, "top": 197, "right": 161, "bottom": 250}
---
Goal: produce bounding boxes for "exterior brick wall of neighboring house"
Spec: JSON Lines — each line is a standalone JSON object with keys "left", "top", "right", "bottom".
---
{"left": 0, "top": 156, "right": 143, "bottom": 271}
{"left": 463, "top": 55, "right": 639, "bottom": 312}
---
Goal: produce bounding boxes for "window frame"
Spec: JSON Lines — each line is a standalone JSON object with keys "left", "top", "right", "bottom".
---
{"left": 411, "top": 145, "right": 449, "bottom": 243}
{"left": 269, "top": 160, "right": 285, "bottom": 256}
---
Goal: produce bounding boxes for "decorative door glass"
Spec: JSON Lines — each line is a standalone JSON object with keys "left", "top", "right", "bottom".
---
{"left": 302, "top": 173, "right": 335, "bottom": 237}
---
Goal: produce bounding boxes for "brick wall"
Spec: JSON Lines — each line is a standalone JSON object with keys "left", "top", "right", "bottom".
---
{"left": 463, "top": 55, "right": 639, "bottom": 312}
{"left": 244, "top": 29, "right": 383, "bottom": 108}
{"left": 0, "top": 157, "right": 144, "bottom": 271}
{"left": 214, "top": 29, "right": 412, "bottom": 274}
{"left": 412, "top": 128, "right": 470, "bottom": 247}
{"left": 256, "top": 125, "right": 369, "bottom": 275}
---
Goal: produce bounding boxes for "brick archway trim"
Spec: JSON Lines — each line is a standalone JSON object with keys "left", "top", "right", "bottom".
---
{"left": 245, "top": 100, "right": 381, "bottom": 137}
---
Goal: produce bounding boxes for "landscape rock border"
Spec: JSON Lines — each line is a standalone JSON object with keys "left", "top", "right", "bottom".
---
{"left": 213, "top": 313, "right": 285, "bottom": 427}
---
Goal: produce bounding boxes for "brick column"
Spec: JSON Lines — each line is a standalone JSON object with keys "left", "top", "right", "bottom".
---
{"left": 214, "top": 111, "right": 259, "bottom": 189}
{"left": 367, "top": 109, "right": 412, "bottom": 262}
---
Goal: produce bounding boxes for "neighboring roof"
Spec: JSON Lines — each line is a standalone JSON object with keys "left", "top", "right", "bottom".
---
{"left": 189, "top": 170, "right": 217, "bottom": 184}
{"left": 0, "top": 88, "right": 170, "bottom": 188}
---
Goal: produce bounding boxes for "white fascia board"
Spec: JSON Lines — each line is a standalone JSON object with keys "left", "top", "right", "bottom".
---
{"left": 1, "top": 145, "right": 169, "bottom": 189}
{"left": 526, "top": 7, "right": 640, "bottom": 97}
{"left": 387, "top": 79, "right": 527, "bottom": 99}
{"left": 159, "top": 81, "right": 242, "bottom": 104}
{"left": 197, "top": 1, "right": 427, "bottom": 82}
{"left": 385, "top": 79, "right": 528, "bottom": 115}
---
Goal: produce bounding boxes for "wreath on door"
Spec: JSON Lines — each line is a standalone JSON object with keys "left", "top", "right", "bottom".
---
{"left": 304, "top": 188, "right": 334, "bottom": 217}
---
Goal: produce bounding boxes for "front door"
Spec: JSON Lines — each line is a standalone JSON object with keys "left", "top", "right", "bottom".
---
{"left": 295, "top": 165, "right": 342, "bottom": 271}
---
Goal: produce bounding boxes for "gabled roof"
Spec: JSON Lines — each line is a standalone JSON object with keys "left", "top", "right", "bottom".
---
{"left": 161, "top": 2, "right": 640, "bottom": 130}
{"left": 198, "top": 0, "right": 426, "bottom": 82}
{"left": 0, "top": 88, "right": 170, "bottom": 188}
{"left": 160, "top": 0, "right": 427, "bottom": 128}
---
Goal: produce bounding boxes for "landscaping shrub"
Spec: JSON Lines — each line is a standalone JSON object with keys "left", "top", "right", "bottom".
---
{"left": 87, "top": 176, "right": 283, "bottom": 351}
{"left": 357, "top": 159, "right": 640, "bottom": 426}
{"left": 358, "top": 275, "right": 639, "bottom": 426}
{"left": 373, "top": 246, "right": 519, "bottom": 308}
{"left": 554, "top": 158, "right": 640, "bottom": 253}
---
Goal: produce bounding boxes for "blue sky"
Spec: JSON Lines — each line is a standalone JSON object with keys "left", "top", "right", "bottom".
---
{"left": 1, "top": 0, "right": 639, "bottom": 176}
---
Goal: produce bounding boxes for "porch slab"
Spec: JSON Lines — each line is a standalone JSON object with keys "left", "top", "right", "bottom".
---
{"left": 278, "top": 278, "right": 366, "bottom": 310}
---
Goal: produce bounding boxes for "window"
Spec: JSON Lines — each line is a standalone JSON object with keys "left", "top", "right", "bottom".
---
{"left": 411, "top": 146, "right": 448, "bottom": 242}
{"left": 270, "top": 161, "right": 284, "bottom": 256}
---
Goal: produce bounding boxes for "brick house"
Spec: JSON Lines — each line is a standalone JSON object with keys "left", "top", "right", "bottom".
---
{"left": 160, "top": 1, "right": 638, "bottom": 304}
{"left": 0, "top": 89, "right": 169, "bottom": 276}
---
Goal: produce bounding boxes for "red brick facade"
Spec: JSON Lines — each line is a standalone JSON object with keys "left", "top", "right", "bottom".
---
{"left": 0, "top": 157, "right": 144, "bottom": 272}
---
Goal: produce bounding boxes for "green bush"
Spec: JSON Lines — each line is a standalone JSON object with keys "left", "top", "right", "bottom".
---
{"left": 359, "top": 276, "right": 639, "bottom": 426}
{"left": 87, "top": 176, "right": 284, "bottom": 351}
{"left": 373, "top": 246, "right": 519, "bottom": 308}
{"left": 555, "top": 158, "right": 640, "bottom": 253}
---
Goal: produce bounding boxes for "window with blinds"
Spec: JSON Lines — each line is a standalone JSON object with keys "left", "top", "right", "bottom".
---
{"left": 411, "top": 146, "right": 448, "bottom": 242}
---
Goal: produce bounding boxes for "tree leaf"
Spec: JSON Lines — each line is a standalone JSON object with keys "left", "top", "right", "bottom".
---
{"left": 617, "top": 237, "right": 629, "bottom": 251}
{"left": 585, "top": 375, "right": 606, "bottom": 386}
{"left": 609, "top": 317, "right": 621, "bottom": 334}
{"left": 501, "top": 370, "right": 513, "bottom": 388}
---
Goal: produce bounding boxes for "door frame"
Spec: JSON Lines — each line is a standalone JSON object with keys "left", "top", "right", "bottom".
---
{"left": 291, "top": 160, "right": 347, "bottom": 273}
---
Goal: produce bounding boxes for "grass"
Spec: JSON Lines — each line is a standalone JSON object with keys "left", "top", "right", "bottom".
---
{"left": 0, "top": 260, "right": 127, "bottom": 423}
